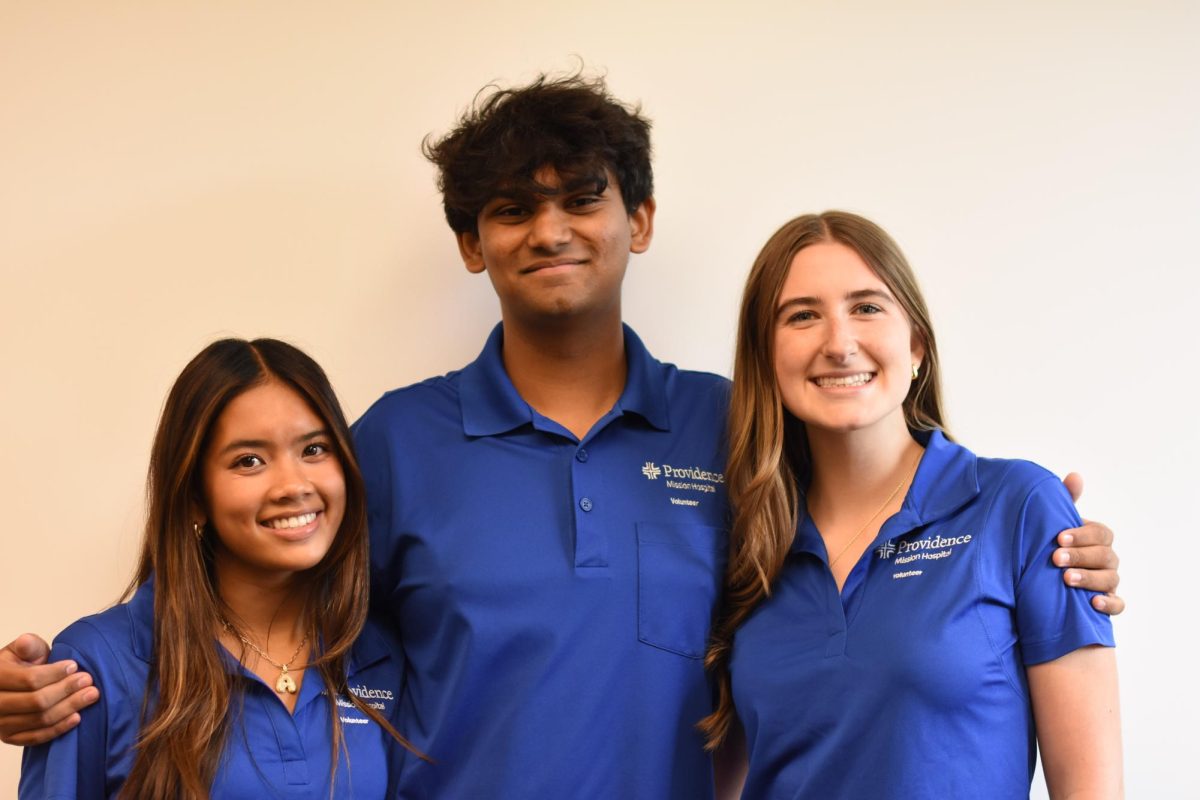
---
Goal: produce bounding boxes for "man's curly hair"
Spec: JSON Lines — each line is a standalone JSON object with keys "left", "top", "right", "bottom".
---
{"left": 423, "top": 72, "right": 654, "bottom": 235}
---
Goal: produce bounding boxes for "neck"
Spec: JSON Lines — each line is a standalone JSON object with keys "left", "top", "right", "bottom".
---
{"left": 805, "top": 418, "right": 923, "bottom": 511}
{"left": 212, "top": 555, "right": 307, "bottom": 643}
{"left": 500, "top": 312, "right": 627, "bottom": 439}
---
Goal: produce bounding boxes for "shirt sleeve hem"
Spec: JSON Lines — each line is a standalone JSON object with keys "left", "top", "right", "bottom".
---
{"left": 1022, "top": 628, "right": 1116, "bottom": 665}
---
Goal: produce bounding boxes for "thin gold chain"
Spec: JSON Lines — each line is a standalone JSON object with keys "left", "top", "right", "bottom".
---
{"left": 221, "top": 621, "right": 308, "bottom": 671}
{"left": 828, "top": 452, "right": 921, "bottom": 568}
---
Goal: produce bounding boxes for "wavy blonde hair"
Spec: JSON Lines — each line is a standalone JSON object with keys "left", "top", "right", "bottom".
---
{"left": 699, "top": 211, "right": 948, "bottom": 748}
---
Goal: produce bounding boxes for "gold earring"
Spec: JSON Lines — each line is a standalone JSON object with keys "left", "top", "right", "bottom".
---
{"left": 911, "top": 363, "right": 920, "bottom": 381}
{"left": 193, "top": 522, "right": 205, "bottom": 540}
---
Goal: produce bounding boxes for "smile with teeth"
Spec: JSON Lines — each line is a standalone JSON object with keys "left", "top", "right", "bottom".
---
{"left": 814, "top": 372, "right": 875, "bottom": 388}
{"left": 263, "top": 512, "right": 318, "bottom": 530}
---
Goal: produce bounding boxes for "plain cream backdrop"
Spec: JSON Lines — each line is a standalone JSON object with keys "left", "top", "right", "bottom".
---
{"left": 2, "top": 1, "right": 1195, "bottom": 796}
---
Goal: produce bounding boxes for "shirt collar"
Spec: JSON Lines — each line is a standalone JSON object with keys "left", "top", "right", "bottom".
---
{"left": 346, "top": 619, "right": 394, "bottom": 677}
{"left": 127, "top": 577, "right": 392, "bottom": 677}
{"left": 459, "top": 322, "right": 670, "bottom": 437}
{"left": 789, "top": 429, "right": 980, "bottom": 556}
{"left": 904, "top": 429, "right": 980, "bottom": 526}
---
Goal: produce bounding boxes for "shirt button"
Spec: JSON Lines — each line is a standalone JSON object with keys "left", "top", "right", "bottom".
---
{"left": 576, "top": 449, "right": 589, "bottom": 462}
{"left": 579, "top": 497, "right": 593, "bottom": 512}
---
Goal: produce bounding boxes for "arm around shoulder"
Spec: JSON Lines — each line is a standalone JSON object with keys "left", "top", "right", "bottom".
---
{"left": 0, "top": 634, "right": 99, "bottom": 747}
{"left": 1054, "top": 472, "right": 1124, "bottom": 615}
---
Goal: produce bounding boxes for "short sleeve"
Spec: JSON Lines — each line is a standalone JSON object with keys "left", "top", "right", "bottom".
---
{"left": 352, "top": 407, "right": 402, "bottom": 613}
{"left": 18, "top": 641, "right": 109, "bottom": 800}
{"left": 1013, "top": 476, "right": 1115, "bottom": 665}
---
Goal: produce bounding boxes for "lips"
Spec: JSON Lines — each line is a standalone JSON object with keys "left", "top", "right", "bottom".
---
{"left": 522, "top": 258, "right": 585, "bottom": 274}
{"left": 813, "top": 372, "right": 875, "bottom": 388}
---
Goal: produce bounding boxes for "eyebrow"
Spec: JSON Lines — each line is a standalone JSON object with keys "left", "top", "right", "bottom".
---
{"left": 778, "top": 287, "right": 893, "bottom": 307}
{"left": 214, "top": 429, "right": 329, "bottom": 457}
{"left": 492, "top": 174, "right": 608, "bottom": 203}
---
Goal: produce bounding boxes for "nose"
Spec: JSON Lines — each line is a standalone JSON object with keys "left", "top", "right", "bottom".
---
{"left": 270, "top": 458, "right": 315, "bottom": 503}
{"left": 821, "top": 317, "right": 858, "bottom": 363}
{"left": 526, "top": 205, "right": 571, "bottom": 251}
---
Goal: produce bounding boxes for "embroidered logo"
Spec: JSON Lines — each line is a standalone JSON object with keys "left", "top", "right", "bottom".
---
{"left": 881, "top": 533, "right": 974, "bottom": 566}
{"left": 640, "top": 460, "right": 724, "bottom": 507}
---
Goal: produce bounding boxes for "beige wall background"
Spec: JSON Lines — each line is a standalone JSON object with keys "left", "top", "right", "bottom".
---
{"left": 2, "top": 1, "right": 1195, "bottom": 795}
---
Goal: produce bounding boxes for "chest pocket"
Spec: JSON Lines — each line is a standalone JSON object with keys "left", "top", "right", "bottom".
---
{"left": 636, "top": 522, "right": 727, "bottom": 658}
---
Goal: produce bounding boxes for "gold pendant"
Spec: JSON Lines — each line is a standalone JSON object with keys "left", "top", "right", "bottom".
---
{"left": 276, "top": 666, "right": 297, "bottom": 694}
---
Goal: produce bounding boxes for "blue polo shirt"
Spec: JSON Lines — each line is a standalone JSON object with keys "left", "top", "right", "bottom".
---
{"left": 20, "top": 581, "right": 404, "bottom": 799}
{"left": 354, "top": 324, "right": 730, "bottom": 798}
{"left": 730, "top": 430, "right": 1114, "bottom": 799}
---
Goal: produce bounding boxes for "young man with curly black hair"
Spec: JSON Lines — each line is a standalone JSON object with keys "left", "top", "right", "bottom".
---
{"left": 0, "top": 72, "right": 1123, "bottom": 800}
{"left": 354, "top": 74, "right": 732, "bottom": 796}
{"left": 353, "top": 73, "right": 1122, "bottom": 797}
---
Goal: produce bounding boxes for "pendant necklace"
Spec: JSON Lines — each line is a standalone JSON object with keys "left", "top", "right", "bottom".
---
{"left": 222, "top": 621, "right": 309, "bottom": 695}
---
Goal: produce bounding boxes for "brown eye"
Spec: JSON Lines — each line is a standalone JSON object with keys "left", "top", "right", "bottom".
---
{"left": 567, "top": 195, "right": 601, "bottom": 209}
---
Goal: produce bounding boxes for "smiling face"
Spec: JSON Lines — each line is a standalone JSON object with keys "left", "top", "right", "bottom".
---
{"left": 773, "top": 241, "right": 924, "bottom": 437}
{"left": 201, "top": 379, "right": 345, "bottom": 585}
{"left": 455, "top": 167, "right": 654, "bottom": 328}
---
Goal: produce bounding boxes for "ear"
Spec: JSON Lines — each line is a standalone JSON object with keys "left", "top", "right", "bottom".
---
{"left": 456, "top": 231, "right": 487, "bottom": 274}
{"left": 628, "top": 197, "right": 656, "bottom": 254}
{"left": 910, "top": 332, "right": 927, "bottom": 370}
{"left": 189, "top": 502, "right": 209, "bottom": 539}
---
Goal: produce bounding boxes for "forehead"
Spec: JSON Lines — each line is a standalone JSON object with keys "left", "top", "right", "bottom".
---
{"left": 210, "top": 381, "right": 322, "bottom": 440}
{"left": 781, "top": 241, "right": 885, "bottom": 296}
{"left": 491, "top": 165, "right": 612, "bottom": 203}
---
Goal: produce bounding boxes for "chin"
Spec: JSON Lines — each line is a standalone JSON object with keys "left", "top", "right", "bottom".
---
{"left": 802, "top": 415, "right": 879, "bottom": 435}
{"left": 265, "top": 547, "right": 333, "bottom": 576}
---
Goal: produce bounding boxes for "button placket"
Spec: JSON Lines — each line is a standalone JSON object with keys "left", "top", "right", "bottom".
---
{"left": 571, "top": 445, "right": 607, "bottom": 569}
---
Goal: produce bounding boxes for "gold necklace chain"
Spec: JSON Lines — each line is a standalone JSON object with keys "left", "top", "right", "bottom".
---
{"left": 221, "top": 621, "right": 309, "bottom": 695}
{"left": 827, "top": 452, "right": 921, "bottom": 568}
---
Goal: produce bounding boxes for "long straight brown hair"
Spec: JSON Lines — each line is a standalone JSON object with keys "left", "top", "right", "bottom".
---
{"left": 120, "top": 338, "right": 420, "bottom": 798}
{"left": 699, "top": 211, "right": 949, "bottom": 748}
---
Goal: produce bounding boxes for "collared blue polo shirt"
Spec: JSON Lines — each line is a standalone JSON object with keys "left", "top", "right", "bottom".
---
{"left": 20, "top": 581, "right": 405, "bottom": 799}
{"left": 354, "top": 324, "right": 730, "bottom": 799}
{"left": 730, "top": 430, "right": 1114, "bottom": 799}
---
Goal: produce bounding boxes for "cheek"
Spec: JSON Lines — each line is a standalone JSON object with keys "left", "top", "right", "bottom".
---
{"left": 772, "top": 344, "right": 807, "bottom": 411}
{"left": 320, "top": 469, "right": 348, "bottom": 528}
{"left": 205, "top": 475, "right": 250, "bottom": 525}
{"left": 593, "top": 220, "right": 631, "bottom": 261}
{"left": 886, "top": 326, "right": 919, "bottom": 369}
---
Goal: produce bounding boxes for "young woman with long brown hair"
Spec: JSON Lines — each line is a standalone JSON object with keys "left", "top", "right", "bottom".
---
{"left": 20, "top": 338, "right": 419, "bottom": 798}
{"left": 702, "top": 212, "right": 1121, "bottom": 798}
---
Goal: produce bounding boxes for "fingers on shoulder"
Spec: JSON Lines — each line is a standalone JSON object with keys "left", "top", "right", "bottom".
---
{"left": 0, "top": 710, "right": 83, "bottom": 746}
{"left": 1075, "top": 520, "right": 1114, "bottom": 547}
{"left": 0, "top": 675, "right": 99, "bottom": 741}
{"left": 1092, "top": 592, "right": 1125, "bottom": 616}
{"left": 1064, "top": 565, "right": 1120, "bottom": 592}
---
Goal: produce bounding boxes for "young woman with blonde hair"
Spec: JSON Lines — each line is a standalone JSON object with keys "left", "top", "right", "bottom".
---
{"left": 702, "top": 212, "right": 1121, "bottom": 798}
